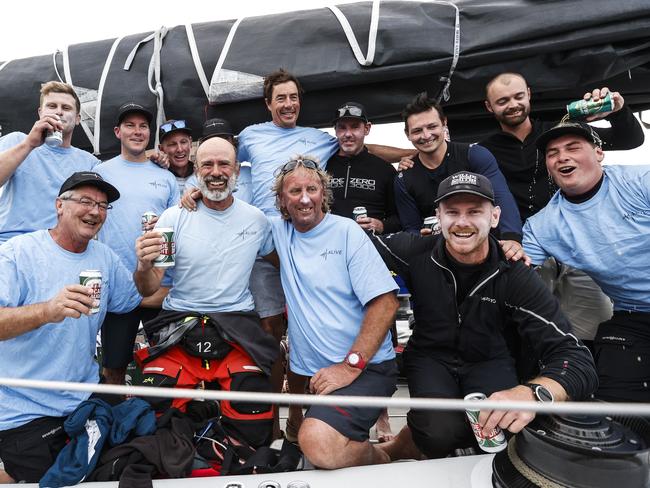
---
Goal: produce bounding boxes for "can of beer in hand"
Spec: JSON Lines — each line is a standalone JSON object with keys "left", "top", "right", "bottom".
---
{"left": 153, "top": 227, "right": 175, "bottom": 268}
{"left": 45, "top": 129, "right": 63, "bottom": 147}
{"left": 141, "top": 211, "right": 157, "bottom": 233}
{"left": 353, "top": 206, "right": 367, "bottom": 221}
{"left": 566, "top": 92, "right": 613, "bottom": 119}
{"left": 79, "top": 270, "right": 102, "bottom": 314}
{"left": 464, "top": 392, "right": 507, "bottom": 453}
{"left": 422, "top": 216, "right": 441, "bottom": 235}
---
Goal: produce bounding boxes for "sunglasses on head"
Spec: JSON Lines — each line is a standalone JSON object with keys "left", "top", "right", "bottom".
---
{"left": 337, "top": 105, "right": 364, "bottom": 118}
{"left": 160, "top": 120, "right": 187, "bottom": 134}
{"left": 275, "top": 158, "right": 319, "bottom": 176}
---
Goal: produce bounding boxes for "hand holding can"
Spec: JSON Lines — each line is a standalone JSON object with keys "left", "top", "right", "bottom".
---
{"left": 464, "top": 392, "right": 507, "bottom": 453}
{"left": 79, "top": 270, "right": 102, "bottom": 314}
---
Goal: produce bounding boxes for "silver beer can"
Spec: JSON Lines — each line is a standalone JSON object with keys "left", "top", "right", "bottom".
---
{"left": 423, "top": 216, "right": 441, "bottom": 235}
{"left": 141, "top": 211, "right": 158, "bottom": 233}
{"left": 79, "top": 270, "right": 102, "bottom": 314}
{"left": 45, "top": 129, "right": 63, "bottom": 147}
{"left": 353, "top": 206, "right": 367, "bottom": 221}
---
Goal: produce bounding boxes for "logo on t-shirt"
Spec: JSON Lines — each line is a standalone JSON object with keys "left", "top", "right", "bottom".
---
{"left": 320, "top": 248, "right": 343, "bottom": 260}
{"left": 236, "top": 229, "right": 258, "bottom": 240}
{"left": 148, "top": 180, "right": 167, "bottom": 190}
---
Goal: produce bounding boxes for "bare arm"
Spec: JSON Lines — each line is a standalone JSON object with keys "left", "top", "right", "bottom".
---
{"left": 366, "top": 143, "right": 416, "bottom": 164}
{"left": 310, "top": 292, "right": 399, "bottom": 395}
{"left": 0, "top": 115, "right": 62, "bottom": 186}
{"left": 133, "top": 233, "right": 166, "bottom": 297}
{"left": 0, "top": 284, "right": 94, "bottom": 341}
{"left": 262, "top": 250, "right": 280, "bottom": 269}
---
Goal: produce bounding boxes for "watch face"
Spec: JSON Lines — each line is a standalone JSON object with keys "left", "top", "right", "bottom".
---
{"left": 534, "top": 385, "right": 554, "bottom": 402}
{"left": 348, "top": 353, "right": 360, "bottom": 366}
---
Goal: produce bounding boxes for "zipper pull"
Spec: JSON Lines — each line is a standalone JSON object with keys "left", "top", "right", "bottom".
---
{"left": 457, "top": 313, "right": 462, "bottom": 325}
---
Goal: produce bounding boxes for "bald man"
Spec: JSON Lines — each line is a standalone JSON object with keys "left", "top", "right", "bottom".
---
{"left": 133, "top": 137, "right": 280, "bottom": 449}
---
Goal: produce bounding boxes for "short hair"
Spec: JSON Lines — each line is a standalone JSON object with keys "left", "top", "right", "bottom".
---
{"left": 273, "top": 154, "right": 332, "bottom": 220}
{"left": 401, "top": 92, "right": 446, "bottom": 132}
{"left": 58, "top": 189, "right": 75, "bottom": 200}
{"left": 263, "top": 69, "right": 304, "bottom": 102}
{"left": 40, "top": 81, "right": 81, "bottom": 114}
{"left": 484, "top": 72, "right": 528, "bottom": 99}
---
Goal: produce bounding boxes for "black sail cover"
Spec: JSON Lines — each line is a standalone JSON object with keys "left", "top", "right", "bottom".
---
{"left": 1, "top": 0, "right": 649, "bottom": 157}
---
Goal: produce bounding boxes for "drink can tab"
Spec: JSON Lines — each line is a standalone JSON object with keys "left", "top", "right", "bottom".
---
{"left": 153, "top": 227, "right": 175, "bottom": 268}
{"left": 464, "top": 392, "right": 507, "bottom": 453}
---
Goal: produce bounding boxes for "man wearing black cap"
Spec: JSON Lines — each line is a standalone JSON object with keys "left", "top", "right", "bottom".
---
{"left": 0, "top": 172, "right": 141, "bottom": 483}
{"left": 200, "top": 117, "right": 236, "bottom": 146}
{"left": 524, "top": 121, "right": 650, "bottom": 403}
{"left": 95, "top": 102, "right": 180, "bottom": 385}
{"left": 158, "top": 119, "right": 194, "bottom": 194}
{"left": 372, "top": 171, "right": 597, "bottom": 461}
{"left": 327, "top": 102, "right": 401, "bottom": 235}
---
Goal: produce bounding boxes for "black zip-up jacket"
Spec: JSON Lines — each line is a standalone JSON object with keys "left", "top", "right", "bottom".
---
{"left": 372, "top": 232, "right": 597, "bottom": 400}
{"left": 327, "top": 147, "right": 402, "bottom": 234}
{"left": 480, "top": 106, "right": 645, "bottom": 222}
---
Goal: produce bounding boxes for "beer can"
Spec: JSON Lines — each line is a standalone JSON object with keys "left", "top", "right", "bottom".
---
{"left": 464, "top": 392, "right": 507, "bottom": 453}
{"left": 422, "top": 216, "right": 441, "bottom": 235}
{"left": 566, "top": 92, "right": 613, "bottom": 119}
{"left": 79, "top": 270, "right": 102, "bottom": 314}
{"left": 45, "top": 129, "right": 63, "bottom": 147}
{"left": 353, "top": 206, "right": 367, "bottom": 221}
{"left": 141, "top": 211, "right": 158, "bottom": 233}
{"left": 153, "top": 227, "right": 175, "bottom": 268}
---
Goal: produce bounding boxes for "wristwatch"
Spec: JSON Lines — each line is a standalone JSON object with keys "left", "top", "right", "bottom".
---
{"left": 525, "top": 383, "right": 554, "bottom": 403}
{"left": 344, "top": 351, "right": 367, "bottom": 370}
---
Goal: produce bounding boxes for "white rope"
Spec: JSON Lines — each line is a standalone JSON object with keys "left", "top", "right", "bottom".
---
{"left": 208, "top": 17, "right": 245, "bottom": 97}
{"left": 52, "top": 51, "right": 64, "bottom": 82}
{"left": 94, "top": 36, "right": 124, "bottom": 155}
{"left": 0, "top": 59, "right": 11, "bottom": 74}
{"left": 327, "top": 0, "right": 381, "bottom": 66}
{"left": 62, "top": 45, "right": 95, "bottom": 148}
{"left": 431, "top": 0, "right": 461, "bottom": 103}
{"left": 2, "top": 377, "right": 650, "bottom": 417}
{"left": 185, "top": 23, "right": 210, "bottom": 99}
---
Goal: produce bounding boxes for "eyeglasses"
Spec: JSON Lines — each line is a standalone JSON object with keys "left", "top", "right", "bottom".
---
{"left": 337, "top": 105, "right": 364, "bottom": 118}
{"left": 160, "top": 120, "right": 187, "bottom": 134}
{"left": 61, "top": 196, "right": 112, "bottom": 211}
{"left": 275, "top": 158, "right": 319, "bottom": 176}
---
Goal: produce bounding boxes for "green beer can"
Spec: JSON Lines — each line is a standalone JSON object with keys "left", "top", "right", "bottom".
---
{"left": 153, "top": 227, "right": 175, "bottom": 268}
{"left": 566, "top": 92, "right": 613, "bottom": 119}
{"left": 464, "top": 392, "right": 507, "bottom": 453}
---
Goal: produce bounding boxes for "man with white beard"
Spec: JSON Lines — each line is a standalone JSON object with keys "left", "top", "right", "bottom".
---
{"left": 132, "top": 136, "right": 280, "bottom": 448}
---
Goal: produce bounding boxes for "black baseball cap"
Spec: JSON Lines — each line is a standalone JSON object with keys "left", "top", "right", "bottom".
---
{"left": 333, "top": 102, "right": 369, "bottom": 124}
{"left": 159, "top": 119, "right": 192, "bottom": 143}
{"left": 435, "top": 171, "right": 495, "bottom": 204}
{"left": 58, "top": 172, "right": 120, "bottom": 203}
{"left": 200, "top": 118, "right": 235, "bottom": 143}
{"left": 116, "top": 102, "right": 153, "bottom": 125}
{"left": 536, "top": 120, "right": 603, "bottom": 152}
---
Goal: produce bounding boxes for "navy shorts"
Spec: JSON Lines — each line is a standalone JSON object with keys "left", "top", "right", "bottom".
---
{"left": 305, "top": 359, "right": 397, "bottom": 442}
{"left": 101, "top": 306, "right": 160, "bottom": 369}
{"left": 0, "top": 416, "right": 67, "bottom": 483}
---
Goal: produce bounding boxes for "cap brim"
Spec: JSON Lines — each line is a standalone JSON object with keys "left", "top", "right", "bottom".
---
{"left": 90, "top": 180, "right": 121, "bottom": 203}
{"left": 536, "top": 126, "right": 595, "bottom": 152}
{"left": 118, "top": 109, "right": 153, "bottom": 125}
{"left": 434, "top": 189, "right": 495, "bottom": 204}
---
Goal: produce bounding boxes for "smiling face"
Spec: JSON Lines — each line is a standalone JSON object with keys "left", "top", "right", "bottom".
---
{"left": 437, "top": 194, "right": 500, "bottom": 265}
{"left": 485, "top": 74, "right": 531, "bottom": 129}
{"left": 279, "top": 166, "right": 326, "bottom": 233}
{"left": 335, "top": 118, "right": 370, "bottom": 156}
{"left": 405, "top": 108, "right": 447, "bottom": 157}
{"left": 114, "top": 113, "right": 150, "bottom": 159}
{"left": 266, "top": 81, "right": 301, "bottom": 129}
{"left": 56, "top": 185, "right": 109, "bottom": 244}
{"left": 545, "top": 134, "right": 604, "bottom": 197}
{"left": 195, "top": 137, "right": 239, "bottom": 205}
{"left": 159, "top": 131, "right": 192, "bottom": 174}
{"left": 38, "top": 92, "right": 81, "bottom": 136}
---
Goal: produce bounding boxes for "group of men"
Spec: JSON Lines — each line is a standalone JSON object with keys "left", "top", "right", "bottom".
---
{"left": 0, "top": 66, "right": 648, "bottom": 483}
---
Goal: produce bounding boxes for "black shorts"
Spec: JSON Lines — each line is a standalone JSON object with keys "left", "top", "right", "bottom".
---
{"left": 305, "top": 359, "right": 397, "bottom": 442}
{"left": 101, "top": 306, "right": 160, "bottom": 369}
{"left": 0, "top": 416, "right": 67, "bottom": 483}
{"left": 595, "top": 311, "right": 650, "bottom": 402}
{"left": 403, "top": 347, "right": 519, "bottom": 458}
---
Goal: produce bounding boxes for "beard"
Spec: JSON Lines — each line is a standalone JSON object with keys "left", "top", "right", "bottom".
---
{"left": 495, "top": 104, "right": 530, "bottom": 128}
{"left": 197, "top": 173, "right": 238, "bottom": 202}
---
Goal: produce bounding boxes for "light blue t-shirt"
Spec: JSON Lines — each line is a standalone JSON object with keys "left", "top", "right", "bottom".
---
{"left": 0, "top": 230, "right": 141, "bottom": 430}
{"left": 157, "top": 199, "right": 274, "bottom": 313}
{"left": 237, "top": 122, "right": 338, "bottom": 216}
{"left": 523, "top": 165, "right": 650, "bottom": 312}
{"left": 270, "top": 213, "right": 398, "bottom": 376}
{"left": 96, "top": 156, "right": 180, "bottom": 273}
{"left": 185, "top": 162, "right": 252, "bottom": 204}
{"left": 0, "top": 132, "right": 99, "bottom": 243}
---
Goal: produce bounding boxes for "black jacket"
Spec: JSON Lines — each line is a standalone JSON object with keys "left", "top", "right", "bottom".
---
{"left": 373, "top": 232, "right": 598, "bottom": 401}
{"left": 480, "top": 106, "right": 645, "bottom": 222}
{"left": 327, "top": 147, "right": 401, "bottom": 234}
